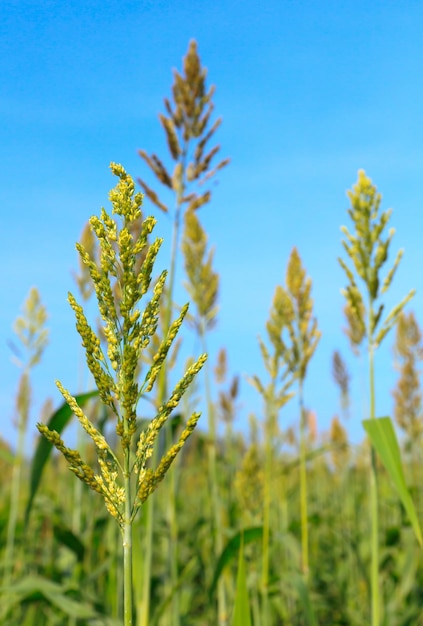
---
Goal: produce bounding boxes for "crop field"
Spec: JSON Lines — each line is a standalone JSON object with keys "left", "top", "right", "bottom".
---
{"left": 2, "top": 41, "right": 423, "bottom": 626}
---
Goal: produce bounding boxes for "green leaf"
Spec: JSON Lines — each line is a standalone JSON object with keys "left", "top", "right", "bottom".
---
{"left": 0, "top": 575, "right": 120, "bottom": 623}
{"left": 231, "top": 535, "right": 252, "bottom": 626}
{"left": 363, "top": 416, "right": 422, "bottom": 546}
{"left": 25, "top": 390, "right": 98, "bottom": 524}
{"left": 53, "top": 522, "right": 85, "bottom": 562}
{"left": 293, "top": 575, "right": 318, "bottom": 626}
{"left": 209, "top": 526, "right": 262, "bottom": 600}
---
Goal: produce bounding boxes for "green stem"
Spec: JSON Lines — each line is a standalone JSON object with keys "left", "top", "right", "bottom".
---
{"left": 3, "top": 372, "right": 29, "bottom": 588}
{"left": 164, "top": 204, "right": 181, "bottom": 335}
{"left": 162, "top": 157, "right": 187, "bottom": 626}
{"left": 164, "top": 413, "right": 180, "bottom": 626}
{"left": 280, "top": 481, "right": 291, "bottom": 620}
{"left": 368, "top": 342, "right": 379, "bottom": 626}
{"left": 299, "top": 378, "right": 309, "bottom": 579}
{"left": 169, "top": 459, "right": 180, "bottom": 626}
{"left": 163, "top": 140, "right": 187, "bottom": 343}
{"left": 123, "top": 447, "right": 133, "bottom": 626}
{"left": 369, "top": 338, "right": 376, "bottom": 420}
{"left": 139, "top": 497, "right": 153, "bottom": 626}
{"left": 201, "top": 327, "right": 227, "bottom": 625}
{"left": 261, "top": 393, "right": 273, "bottom": 626}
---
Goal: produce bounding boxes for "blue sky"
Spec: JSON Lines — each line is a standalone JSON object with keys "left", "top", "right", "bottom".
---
{"left": 2, "top": 0, "right": 423, "bottom": 449}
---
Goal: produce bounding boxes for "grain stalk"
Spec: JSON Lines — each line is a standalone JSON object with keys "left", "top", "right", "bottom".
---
{"left": 182, "top": 208, "right": 226, "bottom": 621}
{"left": 37, "top": 163, "right": 206, "bottom": 626}
{"left": 250, "top": 247, "right": 320, "bottom": 621}
{"left": 3, "top": 288, "right": 48, "bottom": 590}
{"left": 138, "top": 39, "right": 228, "bottom": 625}
{"left": 392, "top": 311, "right": 423, "bottom": 495}
{"left": 332, "top": 350, "right": 351, "bottom": 421}
{"left": 339, "top": 169, "right": 414, "bottom": 626}
{"left": 138, "top": 38, "right": 228, "bottom": 343}
{"left": 282, "top": 247, "right": 320, "bottom": 578}
{"left": 251, "top": 249, "right": 320, "bottom": 590}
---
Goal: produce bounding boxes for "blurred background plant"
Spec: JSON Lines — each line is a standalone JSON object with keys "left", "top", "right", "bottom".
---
{"left": 137, "top": 39, "right": 229, "bottom": 626}
{"left": 3, "top": 288, "right": 48, "bottom": 590}
{"left": 339, "top": 170, "right": 415, "bottom": 626}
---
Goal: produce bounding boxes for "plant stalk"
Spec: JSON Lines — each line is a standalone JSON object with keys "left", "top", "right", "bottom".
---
{"left": 299, "top": 378, "right": 309, "bottom": 578}
{"left": 261, "top": 393, "right": 273, "bottom": 626}
{"left": 201, "top": 327, "right": 227, "bottom": 625}
{"left": 140, "top": 158, "right": 185, "bottom": 625}
{"left": 123, "top": 446, "right": 133, "bottom": 626}
{"left": 3, "top": 372, "right": 29, "bottom": 589}
{"left": 368, "top": 340, "right": 379, "bottom": 626}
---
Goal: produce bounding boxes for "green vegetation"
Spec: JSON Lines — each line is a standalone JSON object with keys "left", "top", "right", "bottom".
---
{"left": 1, "top": 41, "right": 422, "bottom": 626}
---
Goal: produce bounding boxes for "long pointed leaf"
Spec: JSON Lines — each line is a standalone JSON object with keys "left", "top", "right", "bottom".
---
{"left": 209, "top": 526, "right": 262, "bottom": 600}
{"left": 0, "top": 575, "right": 121, "bottom": 623}
{"left": 232, "top": 535, "right": 252, "bottom": 626}
{"left": 363, "top": 416, "right": 422, "bottom": 546}
{"left": 25, "top": 390, "right": 98, "bottom": 523}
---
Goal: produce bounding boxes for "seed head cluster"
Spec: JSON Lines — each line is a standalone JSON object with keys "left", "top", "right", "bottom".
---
{"left": 339, "top": 170, "right": 415, "bottom": 349}
{"left": 37, "top": 163, "right": 206, "bottom": 528}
